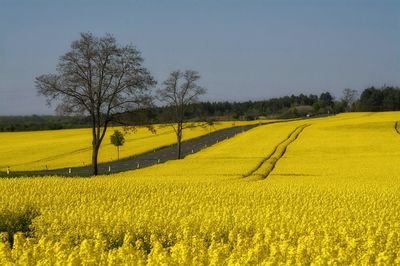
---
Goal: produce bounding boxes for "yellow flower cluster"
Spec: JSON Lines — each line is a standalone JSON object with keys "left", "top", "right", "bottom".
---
{"left": 0, "top": 120, "right": 264, "bottom": 171}
{"left": 1, "top": 112, "right": 400, "bottom": 264}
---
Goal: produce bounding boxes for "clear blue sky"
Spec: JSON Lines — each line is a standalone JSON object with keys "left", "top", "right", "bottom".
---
{"left": 0, "top": 0, "right": 399, "bottom": 115}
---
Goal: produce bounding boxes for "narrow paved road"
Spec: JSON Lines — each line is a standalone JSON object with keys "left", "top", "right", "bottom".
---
{"left": 5, "top": 124, "right": 259, "bottom": 176}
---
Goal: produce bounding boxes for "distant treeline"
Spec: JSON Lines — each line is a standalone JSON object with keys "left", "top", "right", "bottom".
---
{"left": 357, "top": 86, "right": 400, "bottom": 111}
{"left": 143, "top": 86, "right": 400, "bottom": 122}
{"left": 0, "top": 115, "right": 92, "bottom": 132}
{"left": 1, "top": 86, "right": 399, "bottom": 132}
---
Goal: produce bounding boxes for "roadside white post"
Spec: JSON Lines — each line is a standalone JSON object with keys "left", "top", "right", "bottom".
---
{"left": 6, "top": 167, "right": 10, "bottom": 175}
{"left": 157, "top": 159, "right": 160, "bottom": 163}
{"left": 136, "top": 162, "right": 140, "bottom": 169}
{"left": 68, "top": 168, "right": 71, "bottom": 174}
{"left": 108, "top": 166, "right": 111, "bottom": 172}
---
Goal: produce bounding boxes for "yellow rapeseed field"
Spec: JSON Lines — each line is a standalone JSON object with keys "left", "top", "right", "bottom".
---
{"left": 1, "top": 112, "right": 400, "bottom": 265}
{"left": 0, "top": 120, "right": 263, "bottom": 171}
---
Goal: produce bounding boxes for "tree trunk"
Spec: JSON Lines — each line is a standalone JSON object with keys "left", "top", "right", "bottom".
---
{"left": 177, "top": 122, "right": 183, "bottom": 159}
{"left": 117, "top": 146, "right": 120, "bottom": 160}
{"left": 177, "top": 136, "right": 181, "bottom": 159}
{"left": 92, "top": 143, "right": 100, "bottom": 176}
{"left": 91, "top": 118, "right": 108, "bottom": 176}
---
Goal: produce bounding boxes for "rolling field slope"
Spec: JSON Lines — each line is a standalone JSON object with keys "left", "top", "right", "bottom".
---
{"left": 0, "top": 120, "right": 263, "bottom": 171}
{"left": 1, "top": 112, "right": 400, "bottom": 264}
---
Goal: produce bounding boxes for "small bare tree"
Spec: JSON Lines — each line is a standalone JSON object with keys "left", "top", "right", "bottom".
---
{"left": 157, "top": 70, "right": 206, "bottom": 159}
{"left": 35, "top": 32, "right": 155, "bottom": 175}
{"left": 342, "top": 88, "right": 358, "bottom": 112}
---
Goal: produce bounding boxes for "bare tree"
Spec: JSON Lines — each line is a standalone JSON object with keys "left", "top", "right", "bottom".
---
{"left": 342, "top": 88, "right": 358, "bottom": 112}
{"left": 35, "top": 32, "right": 156, "bottom": 175}
{"left": 157, "top": 70, "right": 206, "bottom": 159}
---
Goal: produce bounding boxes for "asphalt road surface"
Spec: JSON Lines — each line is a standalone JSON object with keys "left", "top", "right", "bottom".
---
{"left": 5, "top": 124, "right": 259, "bottom": 177}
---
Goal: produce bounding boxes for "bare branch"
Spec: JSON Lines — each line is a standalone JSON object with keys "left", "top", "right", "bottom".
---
{"left": 35, "top": 32, "right": 156, "bottom": 175}
{"left": 156, "top": 69, "right": 206, "bottom": 159}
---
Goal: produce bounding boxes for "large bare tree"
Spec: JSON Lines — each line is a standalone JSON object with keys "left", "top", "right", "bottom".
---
{"left": 157, "top": 70, "right": 206, "bottom": 159}
{"left": 35, "top": 32, "right": 156, "bottom": 175}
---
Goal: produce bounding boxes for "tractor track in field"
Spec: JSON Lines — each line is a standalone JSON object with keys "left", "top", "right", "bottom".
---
{"left": 242, "top": 124, "right": 310, "bottom": 179}
{"left": 1, "top": 118, "right": 313, "bottom": 177}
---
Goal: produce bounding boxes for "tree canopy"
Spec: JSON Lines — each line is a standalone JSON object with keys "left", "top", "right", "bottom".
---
{"left": 35, "top": 32, "right": 155, "bottom": 175}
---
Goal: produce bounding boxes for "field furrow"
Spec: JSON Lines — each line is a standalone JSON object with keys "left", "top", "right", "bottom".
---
{"left": 395, "top": 121, "right": 400, "bottom": 134}
{"left": 1, "top": 112, "right": 400, "bottom": 264}
{"left": 243, "top": 124, "right": 310, "bottom": 179}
